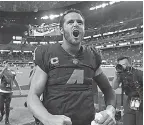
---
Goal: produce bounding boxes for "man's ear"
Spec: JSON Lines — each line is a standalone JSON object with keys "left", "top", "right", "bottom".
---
{"left": 60, "top": 27, "right": 64, "bottom": 35}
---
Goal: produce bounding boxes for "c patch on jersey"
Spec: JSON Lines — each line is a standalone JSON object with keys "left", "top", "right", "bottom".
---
{"left": 50, "top": 57, "right": 59, "bottom": 66}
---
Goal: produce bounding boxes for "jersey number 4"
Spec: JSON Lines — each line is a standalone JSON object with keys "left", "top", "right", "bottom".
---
{"left": 66, "top": 69, "right": 84, "bottom": 84}
{"left": 6, "top": 84, "right": 11, "bottom": 88}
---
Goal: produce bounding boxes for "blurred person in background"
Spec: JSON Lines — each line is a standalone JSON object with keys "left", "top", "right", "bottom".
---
{"left": 0, "top": 61, "right": 21, "bottom": 125}
{"left": 112, "top": 56, "right": 143, "bottom": 125}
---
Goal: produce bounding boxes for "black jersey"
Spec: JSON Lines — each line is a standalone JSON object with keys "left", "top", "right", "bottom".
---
{"left": 0, "top": 69, "right": 15, "bottom": 92}
{"left": 35, "top": 43, "right": 102, "bottom": 125}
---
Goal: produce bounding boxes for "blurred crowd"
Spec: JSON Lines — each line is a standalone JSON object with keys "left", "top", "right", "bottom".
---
{"left": 101, "top": 45, "right": 143, "bottom": 66}
{"left": 0, "top": 12, "right": 143, "bottom": 67}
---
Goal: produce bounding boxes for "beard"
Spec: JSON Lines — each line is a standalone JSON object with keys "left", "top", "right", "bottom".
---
{"left": 63, "top": 30, "right": 84, "bottom": 46}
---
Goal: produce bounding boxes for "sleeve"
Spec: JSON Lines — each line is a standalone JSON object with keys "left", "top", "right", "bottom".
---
{"left": 34, "top": 46, "right": 48, "bottom": 73}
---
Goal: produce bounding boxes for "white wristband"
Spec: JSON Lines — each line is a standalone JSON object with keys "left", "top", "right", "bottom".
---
{"left": 106, "top": 105, "right": 116, "bottom": 116}
{"left": 106, "top": 105, "right": 116, "bottom": 124}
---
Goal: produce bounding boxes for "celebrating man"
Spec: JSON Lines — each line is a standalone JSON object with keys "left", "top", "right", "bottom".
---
{"left": 27, "top": 9, "right": 116, "bottom": 125}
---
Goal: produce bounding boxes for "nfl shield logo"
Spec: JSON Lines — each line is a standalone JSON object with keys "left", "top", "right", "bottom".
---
{"left": 50, "top": 57, "right": 59, "bottom": 66}
{"left": 72, "top": 59, "right": 79, "bottom": 64}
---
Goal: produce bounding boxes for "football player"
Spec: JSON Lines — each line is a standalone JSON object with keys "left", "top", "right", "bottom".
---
{"left": 0, "top": 61, "right": 21, "bottom": 125}
{"left": 27, "top": 9, "right": 116, "bottom": 125}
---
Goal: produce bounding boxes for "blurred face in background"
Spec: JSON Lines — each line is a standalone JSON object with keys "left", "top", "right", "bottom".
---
{"left": 61, "top": 12, "right": 85, "bottom": 46}
{"left": 118, "top": 59, "right": 131, "bottom": 69}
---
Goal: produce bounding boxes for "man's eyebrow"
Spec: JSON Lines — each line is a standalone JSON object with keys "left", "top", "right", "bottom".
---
{"left": 77, "top": 19, "right": 83, "bottom": 22}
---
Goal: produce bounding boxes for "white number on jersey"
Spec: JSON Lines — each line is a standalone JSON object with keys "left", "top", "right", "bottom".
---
{"left": 66, "top": 69, "right": 84, "bottom": 84}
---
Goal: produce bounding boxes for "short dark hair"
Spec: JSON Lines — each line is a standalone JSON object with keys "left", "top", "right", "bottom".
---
{"left": 59, "top": 8, "right": 85, "bottom": 28}
{"left": 117, "top": 56, "right": 131, "bottom": 62}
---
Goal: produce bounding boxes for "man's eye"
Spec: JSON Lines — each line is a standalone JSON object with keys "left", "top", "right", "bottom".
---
{"left": 78, "top": 21, "right": 83, "bottom": 24}
{"left": 68, "top": 21, "right": 74, "bottom": 24}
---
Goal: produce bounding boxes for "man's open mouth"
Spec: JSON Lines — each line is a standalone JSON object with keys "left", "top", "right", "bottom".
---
{"left": 73, "top": 30, "right": 79, "bottom": 38}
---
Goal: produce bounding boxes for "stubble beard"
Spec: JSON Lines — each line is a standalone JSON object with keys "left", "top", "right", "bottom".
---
{"left": 63, "top": 31, "right": 82, "bottom": 46}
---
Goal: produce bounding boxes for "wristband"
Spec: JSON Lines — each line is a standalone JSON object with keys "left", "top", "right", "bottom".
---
{"left": 106, "top": 105, "right": 116, "bottom": 117}
{"left": 106, "top": 105, "right": 116, "bottom": 123}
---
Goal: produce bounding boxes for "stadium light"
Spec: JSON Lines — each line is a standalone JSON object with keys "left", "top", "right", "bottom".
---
{"left": 40, "top": 42, "right": 48, "bottom": 45}
{"left": 93, "top": 34, "right": 101, "bottom": 38}
{"left": 58, "top": 41, "right": 63, "bottom": 43}
{"left": 49, "top": 15, "right": 55, "bottom": 20}
{"left": 95, "top": 46, "right": 102, "bottom": 48}
{"left": 41, "top": 16, "right": 49, "bottom": 20}
{"left": 13, "top": 50, "right": 21, "bottom": 52}
{"left": 0, "top": 50, "right": 10, "bottom": 52}
{"left": 41, "top": 13, "right": 62, "bottom": 20}
{"left": 139, "top": 40, "right": 143, "bottom": 43}
{"left": 13, "top": 36, "right": 15, "bottom": 39}
{"left": 96, "top": 5, "right": 101, "bottom": 10}
{"left": 13, "top": 41, "right": 21, "bottom": 44}
{"left": 90, "top": 7, "right": 95, "bottom": 10}
{"left": 30, "top": 42, "right": 38, "bottom": 45}
{"left": 49, "top": 14, "right": 59, "bottom": 20}
{"left": 84, "top": 36, "right": 91, "bottom": 39}
{"left": 109, "top": 1, "right": 115, "bottom": 5}
{"left": 90, "top": 1, "right": 121, "bottom": 10}
{"left": 120, "top": 21, "right": 123, "bottom": 24}
{"left": 60, "top": 13, "right": 63, "bottom": 16}
{"left": 16, "top": 36, "right": 22, "bottom": 40}
{"left": 49, "top": 41, "right": 56, "bottom": 44}
{"left": 24, "top": 51, "right": 32, "bottom": 53}
{"left": 107, "top": 44, "right": 113, "bottom": 47}
{"left": 101, "top": 3, "right": 109, "bottom": 8}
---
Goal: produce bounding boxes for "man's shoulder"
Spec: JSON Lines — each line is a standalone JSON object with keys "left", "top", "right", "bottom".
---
{"left": 35, "top": 43, "right": 59, "bottom": 54}
{"left": 133, "top": 67, "right": 142, "bottom": 72}
{"left": 35, "top": 44, "right": 51, "bottom": 52}
{"left": 83, "top": 45, "right": 102, "bottom": 57}
{"left": 5, "top": 69, "right": 15, "bottom": 76}
{"left": 133, "top": 67, "right": 143, "bottom": 74}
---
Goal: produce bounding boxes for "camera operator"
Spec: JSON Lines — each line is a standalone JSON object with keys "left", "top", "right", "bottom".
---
{"left": 112, "top": 56, "right": 143, "bottom": 125}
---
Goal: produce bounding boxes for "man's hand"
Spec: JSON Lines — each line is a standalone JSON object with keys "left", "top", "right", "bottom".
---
{"left": 43, "top": 115, "right": 72, "bottom": 125}
{"left": 95, "top": 111, "right": 116, "bottom": 125}
{"left": 95, "top": 106, "right": 116, "bottom": 125}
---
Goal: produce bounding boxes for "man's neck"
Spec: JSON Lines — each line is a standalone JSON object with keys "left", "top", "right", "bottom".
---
{"left": 61, "top": 40, "right": 81, "bottom": 56}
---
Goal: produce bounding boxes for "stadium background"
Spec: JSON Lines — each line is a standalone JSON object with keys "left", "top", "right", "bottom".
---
{"left": 0, "top": 1, "right": 143, "bottom": 125}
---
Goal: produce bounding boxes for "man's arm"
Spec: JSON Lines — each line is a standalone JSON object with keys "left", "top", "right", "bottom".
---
{"left": 27, "top": 65, "right": 53, "bottom": 124}
{"left": 28, "top": 46, "right": 72, "bottom": 125}
{"left": 92, "top": 81, "right": 99, "bottom": 112}
{"left": 112, "top": 72, "right": 121, "bottom": 90}
{"left": 93, "top": 67, "right": 116, "bottom": 111}
{"left": 13, "top": 79, "right": 21, "bottom": 92}
{"left": 0, "top": 67, "right": 7, "bottom": 78}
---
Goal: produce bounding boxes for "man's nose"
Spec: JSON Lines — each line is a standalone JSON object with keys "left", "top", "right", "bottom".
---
{"left": 73, "top": 21, "right": 78, "bottom": 26}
